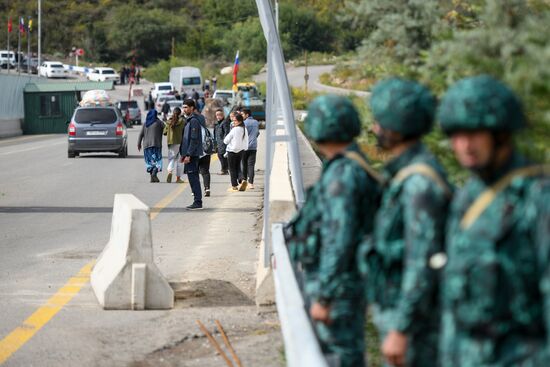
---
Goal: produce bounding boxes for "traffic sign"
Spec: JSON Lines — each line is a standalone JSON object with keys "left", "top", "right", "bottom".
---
{"left": 75, "top": 48, "right": 84, "bottom": 56}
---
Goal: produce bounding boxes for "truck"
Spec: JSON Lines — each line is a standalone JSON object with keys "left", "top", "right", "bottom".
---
{"left": 169, "top": 67, "right": 203, "bottom": 95}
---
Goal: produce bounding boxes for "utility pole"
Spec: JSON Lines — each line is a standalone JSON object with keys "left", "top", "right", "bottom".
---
{"left": 171, "top": 37, "right": 175, "bottom": 58}
{"left": 304, "top": 50, "right": 309, "bottom": 94}
{"left": 7, "top": 17, "right": 10, "bottom": 74}
{"left": 38, "top": 0, "right": 41, "bottom": 77}
{"left": 27, "top": 18, "right": 31, "bottom": 74}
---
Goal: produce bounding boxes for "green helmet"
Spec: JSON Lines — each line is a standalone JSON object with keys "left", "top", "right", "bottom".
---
{"left": 438, "top": 75, "right": 526, "bottom": 134}
{"left": 305, "top": 95, "right": 361, "bottom": 142}
{"left": 370, "top": 77, "right": 436, "bottom": 137}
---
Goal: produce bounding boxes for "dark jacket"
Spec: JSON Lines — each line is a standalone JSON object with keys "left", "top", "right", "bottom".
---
{"left": 180, "top": 113, "right": 204, "bottom": 158}
{"left": 214, "top": 117, "right": 231, "bottom": 155}
{"left": 138, "top": 118, "right": 164, "bottom": 149}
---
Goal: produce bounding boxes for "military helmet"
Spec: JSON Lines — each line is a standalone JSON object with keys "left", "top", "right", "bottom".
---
{"left": 438, "top": 75, "right": 526, "bottom": 134}
{"left": 305, "top": 95, "right": 361, "bottom": 142}
{"left": 370, "top": 77, "right": 436, "bottom": 137}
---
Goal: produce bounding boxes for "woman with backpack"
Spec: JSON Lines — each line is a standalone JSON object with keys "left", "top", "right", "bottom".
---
{"left": 223, "top": 113, "right": 249, "bottom": 191}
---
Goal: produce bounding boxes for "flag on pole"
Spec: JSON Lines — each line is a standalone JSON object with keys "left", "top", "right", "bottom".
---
{"left": 19, "top": 17, "right": 25, "bottom": 35}
{"left": 8, "top": 17, "right": 12, "bottom": 33}
{"left": 28, "top": 19, "right": 33, "bottom": 33}
{"left": 232, "top": 50, "right": 240, "bottom": 87}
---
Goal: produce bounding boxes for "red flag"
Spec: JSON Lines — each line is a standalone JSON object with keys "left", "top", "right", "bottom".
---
{"left": 8, "top": 17, "right": 12, "bottom": 33}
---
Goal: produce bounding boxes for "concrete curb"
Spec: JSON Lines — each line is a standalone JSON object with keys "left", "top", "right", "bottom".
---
{"left": 91, "top": 194, "right": 174, "bottom": 310}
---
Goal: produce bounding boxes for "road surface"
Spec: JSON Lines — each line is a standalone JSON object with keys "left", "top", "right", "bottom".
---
{"left": 0, "top": 83, "right": 283, "bottom": 366}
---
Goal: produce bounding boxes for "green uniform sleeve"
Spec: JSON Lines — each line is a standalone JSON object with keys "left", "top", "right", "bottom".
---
{"left": 535, "top": 179, "right": 550, "bottom": 360}
{"left": 392, "top": 175, "right": 448, "bottom": 332}
{"left": 313, "top": 162, "right": 365, "bottom": 302}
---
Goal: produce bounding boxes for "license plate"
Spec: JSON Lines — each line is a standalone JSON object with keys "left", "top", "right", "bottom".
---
{"left": 86, "top": 131, "right": 107, "bottom": 136}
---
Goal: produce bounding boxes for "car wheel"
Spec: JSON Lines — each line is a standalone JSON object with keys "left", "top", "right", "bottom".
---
{"left": 68, "top": 151, "right": 76, "bottom": 158}
{"left": 118, "top": 145, "right": 128, "bottom": 158}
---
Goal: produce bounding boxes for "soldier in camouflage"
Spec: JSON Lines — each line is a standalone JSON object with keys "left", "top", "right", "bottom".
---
{"left": 286, "top": 94, "right": 381, "bottom": 367}
{"left": 360, "top": 77, "right": 451, "bottom": 367}
{"left": 438, "top": 75, "right": 550, "bottom": 366}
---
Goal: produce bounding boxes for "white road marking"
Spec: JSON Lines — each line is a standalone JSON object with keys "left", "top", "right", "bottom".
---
{"left": 0, "top": 141, "right": 65, "bottom": 156}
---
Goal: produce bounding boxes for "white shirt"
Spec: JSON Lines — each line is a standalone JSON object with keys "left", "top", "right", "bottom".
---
{"left": 223, "top": 125, "right": 248, "bottom": 153}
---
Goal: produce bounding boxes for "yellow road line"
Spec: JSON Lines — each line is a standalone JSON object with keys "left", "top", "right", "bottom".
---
{"left": 0, "top": 184, "right": 189, "bottom": 364}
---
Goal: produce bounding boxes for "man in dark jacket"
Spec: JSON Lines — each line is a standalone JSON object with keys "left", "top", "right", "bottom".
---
{"left": 180, "top": 99, "right": 204, "bottom": 210}
{"left": 213, "top": 109, "right": 230, "bottom": 175}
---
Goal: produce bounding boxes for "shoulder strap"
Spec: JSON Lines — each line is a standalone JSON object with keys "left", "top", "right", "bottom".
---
{"left": 393, "top": 163, "right": 452, "bottom": 198}
{"left": 344, "top": 151, "right": 383, "bottom": 184}
{"left": 460, "top": 164, "right": 549, "bottom": 230}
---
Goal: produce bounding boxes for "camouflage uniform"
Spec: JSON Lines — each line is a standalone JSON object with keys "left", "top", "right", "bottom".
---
{"left": 438, "top": 75, "right": 550, "bottom": 366}
{"left": 286, "top": 95, "right": 381, "bottom": 367}
{"left": 361, "top": 78, "right": 451, "bottom": 367}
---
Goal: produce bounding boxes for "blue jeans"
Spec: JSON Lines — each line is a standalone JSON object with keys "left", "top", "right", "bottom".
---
{"left": 184, "top": 157, "right": 202, "bottom": 205}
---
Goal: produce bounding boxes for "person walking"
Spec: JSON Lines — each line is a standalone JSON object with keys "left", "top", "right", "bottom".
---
{"left": 164, "top": 107, "right": 185, "bottom": 183}
{"left": 223, "top": 113, "right": 248, "bottom": 192}
{"left": 179, "top": 99, "right": 204, "bottom": 210}
{"left": 360, "top": 78, "right": 452, "bottom": 367}
{"left": 437, "top": 75, "right": 550, "bottom": 366}
{"left": 286, "top": 95, "right": 382, "bottom": 367}
{"left": 197, "top": 113, "right": 212, "bottom": 197}
{"left": 241, "top": 108, "right": 260, "bottom": 189}
{"left": 161, "top": 98, "right": 171, "bottom": 121}
{"left": 138, "top": 109, "right": 164, "bottom": 183}
{"left": 214, "top": 109, "right": 230, "bottom": 175}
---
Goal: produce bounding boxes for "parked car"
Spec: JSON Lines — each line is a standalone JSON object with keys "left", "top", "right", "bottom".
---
{"left": 151, "top": 82, "right": 174, "bottom": 100}
{"left": 67, "top": 106, "right": 128, "bottom": 158}
{"left": 21, "top": 57, "right": 39, "bottom": 74}
{"left": 155, "top": 94, "right": 176, "bottom": 113}
{"left": 39, "top": 61, "right": 68, "bottom": 78}
{"left": 0, "top": 50, "right": 16, "bottom": 69}
{"left": 116, "top": 100, "right": 142, "bottom": 126}
{"left": 88, "top": 67, "right": 119, "bottom": 83}
{"left": 212, "top": 89, "right": 235, "bottom": 105}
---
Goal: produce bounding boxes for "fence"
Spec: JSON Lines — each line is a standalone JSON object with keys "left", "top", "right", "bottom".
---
{"left": 255, "top": 0, "right": 328, "bottom": 365}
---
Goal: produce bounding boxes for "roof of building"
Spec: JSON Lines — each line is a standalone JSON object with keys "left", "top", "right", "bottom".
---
{"left": 24, "top": 81, "right": 114, "bottom": 93}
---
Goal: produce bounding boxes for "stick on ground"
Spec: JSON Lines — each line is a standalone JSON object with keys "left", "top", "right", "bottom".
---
{"left": 215, "top": 320, "right": 243, "bottom": 367}
{"left": 196, "top": 320, "right": 234, "bottom": 367}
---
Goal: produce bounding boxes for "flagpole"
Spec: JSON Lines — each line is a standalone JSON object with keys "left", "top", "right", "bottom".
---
{"left": 38, "top": 0, "right": 41, "bottom": 78}
{"left": 7, "top": 18, "right": 10, "bottom": 75}
{"left": 17, "top": 19, "right": 21, "bottom": 75}
{"left": 27, "top": 20, "right": 31, "bottom": 74}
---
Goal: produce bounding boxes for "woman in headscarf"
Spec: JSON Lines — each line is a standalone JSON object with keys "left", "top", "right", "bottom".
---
{"left": 138, "top": 109, "right": 164, "bottom": 182}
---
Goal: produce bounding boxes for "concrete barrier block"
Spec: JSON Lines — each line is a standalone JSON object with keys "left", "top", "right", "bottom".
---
{"left": 91, "top": 194, "right": 174, "bottom": 310}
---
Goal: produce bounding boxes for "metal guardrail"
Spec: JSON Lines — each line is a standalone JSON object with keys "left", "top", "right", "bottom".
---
{"left": 254, "top": 1, "right": 328, "bottom": 365}
{"left": 271, "top": 223, "right": 329, "bottom": 367}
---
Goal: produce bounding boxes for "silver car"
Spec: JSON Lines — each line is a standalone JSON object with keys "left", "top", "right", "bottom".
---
{"left": 67, "top": 106, "right": 128, "bottom": 158}
{"left": 116, "top": 100, "right": 142, "bottom": 125}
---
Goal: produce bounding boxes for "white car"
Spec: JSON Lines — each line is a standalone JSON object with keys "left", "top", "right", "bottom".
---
{"left": 212, "top": 89, "right": 235, "bottom": 105}
{"left": 0, "top": 50, "right": 16, "bottom": 69}
{"left": 155, "top": 95, "right": 177, "bottom": 113}
{"left": 88, "top": 67, "right": 119, "bottom": 84}
{"left": 151, "top": 82, "right": 174, "bottom": 100}
{"left": 39, "top": 61, "right": 68, "bottom": 78}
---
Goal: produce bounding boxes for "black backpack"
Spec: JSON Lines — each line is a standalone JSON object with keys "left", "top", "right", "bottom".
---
{"left": 202, "top": 125, "right": 215, "bottom": 155}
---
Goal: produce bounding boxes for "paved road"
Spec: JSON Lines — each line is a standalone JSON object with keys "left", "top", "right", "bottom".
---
{"left": 254, "top": 64, "right": 370, "bottom": 97}
{"left": 0, "top": 104, "right": 282, "bottom": 366}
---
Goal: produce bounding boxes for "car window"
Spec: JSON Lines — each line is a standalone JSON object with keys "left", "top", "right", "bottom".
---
{"left": 102, "top": 69, "right": 115, "bottom": 74}
{"left": 51, "top": 64, "right": 64, "bottom": 68}
{"left": 119, "top": 101, "right": 138, "bottom": 109}
{"left": 183, "top": 77, "right": 201, "bottom": 86}
{"left": 158, "top": 85, "right": 172, "bottom": 90}
{"left": 74, "top": 109, "right": 117, "bottom": 124}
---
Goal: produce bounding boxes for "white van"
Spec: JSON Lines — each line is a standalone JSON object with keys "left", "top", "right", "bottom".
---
{"left": 0, "top": 50, "right": 16, "bottom": 69}
{"left": 169, "top": 67, "right": 202, "bottom": 95}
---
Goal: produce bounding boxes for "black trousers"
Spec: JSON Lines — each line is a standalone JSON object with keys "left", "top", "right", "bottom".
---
{"left": 199, "top": 155, "right": 211, "bottom": 190}
{"left": 227, "top": 151, "right": 244, "bottom": 187}
{"left": 242, "top": 150, "right": 257, "bottom": 184}
{"left": 184, "top": 157, "right": 202, "bottom": 205}
{"left": 217, "top": 152, "right": 229, "bottom": 172}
